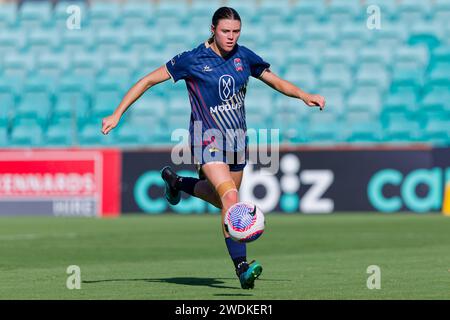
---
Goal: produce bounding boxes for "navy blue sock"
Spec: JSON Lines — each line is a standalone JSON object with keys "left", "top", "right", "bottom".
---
{"left": 225, "top": 237, "right": 247, "bottom": 269}
{"left": 176, "top": 177, "right": 200, "bottom": 196}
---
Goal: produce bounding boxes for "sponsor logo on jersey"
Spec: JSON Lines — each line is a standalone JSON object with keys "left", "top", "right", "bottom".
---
{"left": 234, "top": 58, "right": 243, "bottom": 71}
{"left": 218, "top": 75, "right": 235, "bottom": 101}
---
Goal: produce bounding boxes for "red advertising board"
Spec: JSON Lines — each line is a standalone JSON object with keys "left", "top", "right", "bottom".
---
{"left": 0, "top": 149, "right": 120, "bottom": 217}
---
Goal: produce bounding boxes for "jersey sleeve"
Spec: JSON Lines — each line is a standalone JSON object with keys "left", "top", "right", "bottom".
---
{"left": 165, "top": 50, "right": 193, "bottom": 83}
{"left": 245, "top": 48, "right": 271, "bottom": 78}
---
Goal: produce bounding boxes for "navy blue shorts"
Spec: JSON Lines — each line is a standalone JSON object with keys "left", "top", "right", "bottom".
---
{"left": 191, "top": 144, "right": 248, "bottom": 175}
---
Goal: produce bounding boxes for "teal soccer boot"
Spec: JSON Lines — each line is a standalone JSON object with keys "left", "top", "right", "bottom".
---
{"left": 237, "top": 260, "right": 263, "bottom": 289}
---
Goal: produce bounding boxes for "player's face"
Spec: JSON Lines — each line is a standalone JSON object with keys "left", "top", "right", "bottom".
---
{"left": 212, "top": 19, "right": 241, "bottom": 53}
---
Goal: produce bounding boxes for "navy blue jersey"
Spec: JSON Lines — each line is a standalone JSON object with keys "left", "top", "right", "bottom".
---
{"left": 165, "top": 42, "right": 270, "bottom": 152}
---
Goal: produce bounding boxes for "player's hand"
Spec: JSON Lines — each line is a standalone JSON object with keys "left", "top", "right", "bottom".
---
{"left": 101, "top": 114, "right": 120, "bottom": 135}
{"left": 303, "top": 94, "right": 326, "bottom": 111}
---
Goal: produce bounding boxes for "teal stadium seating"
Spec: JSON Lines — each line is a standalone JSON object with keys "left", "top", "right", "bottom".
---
{"left": 0, "top": 0, "right": 449, "bottom": 147}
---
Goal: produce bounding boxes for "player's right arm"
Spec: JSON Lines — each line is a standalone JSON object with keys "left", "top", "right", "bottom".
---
{"left": 101, "top": 66, "right": 170, "bottom": 135}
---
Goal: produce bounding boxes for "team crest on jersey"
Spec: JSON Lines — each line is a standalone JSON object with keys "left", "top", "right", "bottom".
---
{"left": 234, "top": 58, "right": 243, "bottom": 71}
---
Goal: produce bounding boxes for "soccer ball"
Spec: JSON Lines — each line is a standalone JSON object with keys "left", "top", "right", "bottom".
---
{"left": 224, "top": 202, "right": 265, "bottom": 243}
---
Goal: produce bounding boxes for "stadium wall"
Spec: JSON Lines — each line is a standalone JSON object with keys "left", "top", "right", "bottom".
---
{"left": 121, "top": 146, "right": 450, "bottom": 215}
{"left": 0, "top": 146, "right": 448, "bottom": 216}
{"left": 0, "top": 149, "right": 121, "bottom": 217}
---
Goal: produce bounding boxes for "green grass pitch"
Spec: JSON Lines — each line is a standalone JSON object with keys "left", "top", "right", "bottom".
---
{"left": 0, "top": 213, "right": 449, "bottom": 300}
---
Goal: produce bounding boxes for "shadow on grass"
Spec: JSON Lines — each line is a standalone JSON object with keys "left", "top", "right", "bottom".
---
{"left": 83, "top": 277, "right": 239, "bottom": 290}
{"left": 83, "top": 276, "right": 290, "bottom": 292}
{"left": 213, "top": 293, "right": 253, "bottom": 297}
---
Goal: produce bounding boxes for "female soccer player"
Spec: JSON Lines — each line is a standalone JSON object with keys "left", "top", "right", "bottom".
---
{"left": 102, "top": 7, "right": 325, "bottom": 290}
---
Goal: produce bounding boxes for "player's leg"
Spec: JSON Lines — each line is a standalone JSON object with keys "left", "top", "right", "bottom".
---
{"left": 227, "top": 164, "right": 263, "bottom": 289}
{"left": 201, "top": 162, "right": 261, "bottom": 289}
{"left": 161, "top": 163, "right": 245, "bottom": 208}
{"left": 161, "top": 166, "right": 222, "bottom": 208}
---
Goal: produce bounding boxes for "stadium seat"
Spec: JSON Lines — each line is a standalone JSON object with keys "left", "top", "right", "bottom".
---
{"left": 238, "top": 28, "right": 266, "bottom": 50}
{"left": 129, "top": 94, "right": 166, "bottom": 120}
{"left": 408, "top": 23, "right": 442, "bottom": 50}
{"left": 397, "top": 1, "right": 430, "bottom": 25}
{"left": 95, "top": 27, "right": 126, "bottom": 54}
{"left": 304, "top": 113, "right": 342, "bottom": 144}
{"left": 53, "top": 91, "right": 90, "bottom": 122}
{"left": 127, "top": 27, "right": 163, "bottom": 55}
{"left": 286, "top": 49, "right": 321, "bottom": 71}
{"left": 431, "top": 45, "right": 450, "bottom": 66}
{"left": 268, "top": 24, "right": 300, "bottom": 52}
{"left": 383, "top": 90, "right": 418, "bottom": 114}
{"left": 225, "top": 0, "right": 257, "bottom": 23}
{"left": 78, "top": 123, "right": 113, "bottom": 146}
{"left": 102, "top": 52, "right": 137, "bottom": 82}
{"left": 0, "top": 126, "right": 8, "bottom": 146}
{"left": 283, "top": 64, "right": 317, "bottom": 92}
{"left": 318, "top": 86, "right": 345, "bottom": 116}
{"left": 271, "top": 106, "right": 306, "bottom": 144}
{"left": 338, "top": 23, "right": 371, "bottom": 51}
{"left": 327, "top": 0, "right": 363, "bottom": 25}
{"left": 253, "top": 1, "right": 289, "bottom": 26}
{"left": 121, "top": 1, "right": 153, "bottom": 28}
{"left": 372, "top": 23, "right": 407, "bottom": 49}
{"left": 322, "top": 47, "right": 356, "bottom": 69}
{"left": 35, "top": 52, "right": 69, "bottom": 82}
{"left": 45, "top": 123, "right": 74, "bottom": 146}
{"left": 301, "top": 24, "right": 337, "bottom": 54}
{"left": 433, "top": 0, "right": 450, "bottom": 26}
{"left": 288, "top": 0, "right": 325, "bottom": 26}
{"left": 91, "top": 91, "right": 122, "bottom": 119}
{"left": 420, "top": 87, "right": 450, "bottom": 115}
{"left": 393, "top": 46, "right": 429, "bottom": 70}
{"left": 383, "top": 118, "right": 422, "bottom": 143}
{"left": 19, "top": 1, "right": 52, "bottom": 29}
{"left": 190, "top": 1, "right": 221, "bottom": 22}
{"left": 154, "top": 1, "right": 189, "bottom": 28}
{"left": 60, "top": 28, "right": 95, "bottom": 54}
{"left": 0, "top": 29, "right": 26, "bottom": 56}
{"left": 319, "top": 62, "right": 353, "bottom": 91}
{"left": 344, "top": 121, "right": 383, "bottom": 144}
{"left": 355, "top": 62, "right": 390, "bottom": 90}
{"left": 28, "top": 28, "right": 60, "bottom": 55}
{"left": 88, "top": 2, "right": 120, "bottom": 28}
{"left": 0, "top": 78, "right": 15, "bottom": 125}
{"left": 428, "top": 61, "right": 450, "bottom": 80}
{"left": 245, "top": 95, "right": 272, "bottom": 118}
{"left": 113, "top": 125, "right": 147, "bottom": 146}
{"left": 16, "top": 91, "right": 52, "bottom": 126}
{"left": 347, "top": 86, "right": 382, "bottom": 116}
{"left": 390, "top": 68, "right": 425, "bottom": 94}
{"left": 421, "top": 118, "right": 450, "bottom": 145}
{"left": 71, "top": 51, "right": 103, "bottom": 83}
{"left": 162, "top": 28, "right": 195, "bottom": 54}
{"left": 357, "top": 46, "right": 393, "bottom": 66}
{"left": 10, "top": 123, "right": 44, "bottom": 146}
{"left": 0, "top": 3, "right": 17, "bottom": 29}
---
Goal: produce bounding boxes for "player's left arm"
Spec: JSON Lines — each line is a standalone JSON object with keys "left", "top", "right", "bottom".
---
{"left": 259, "top": 69, "right": 326, "bottom": 110}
